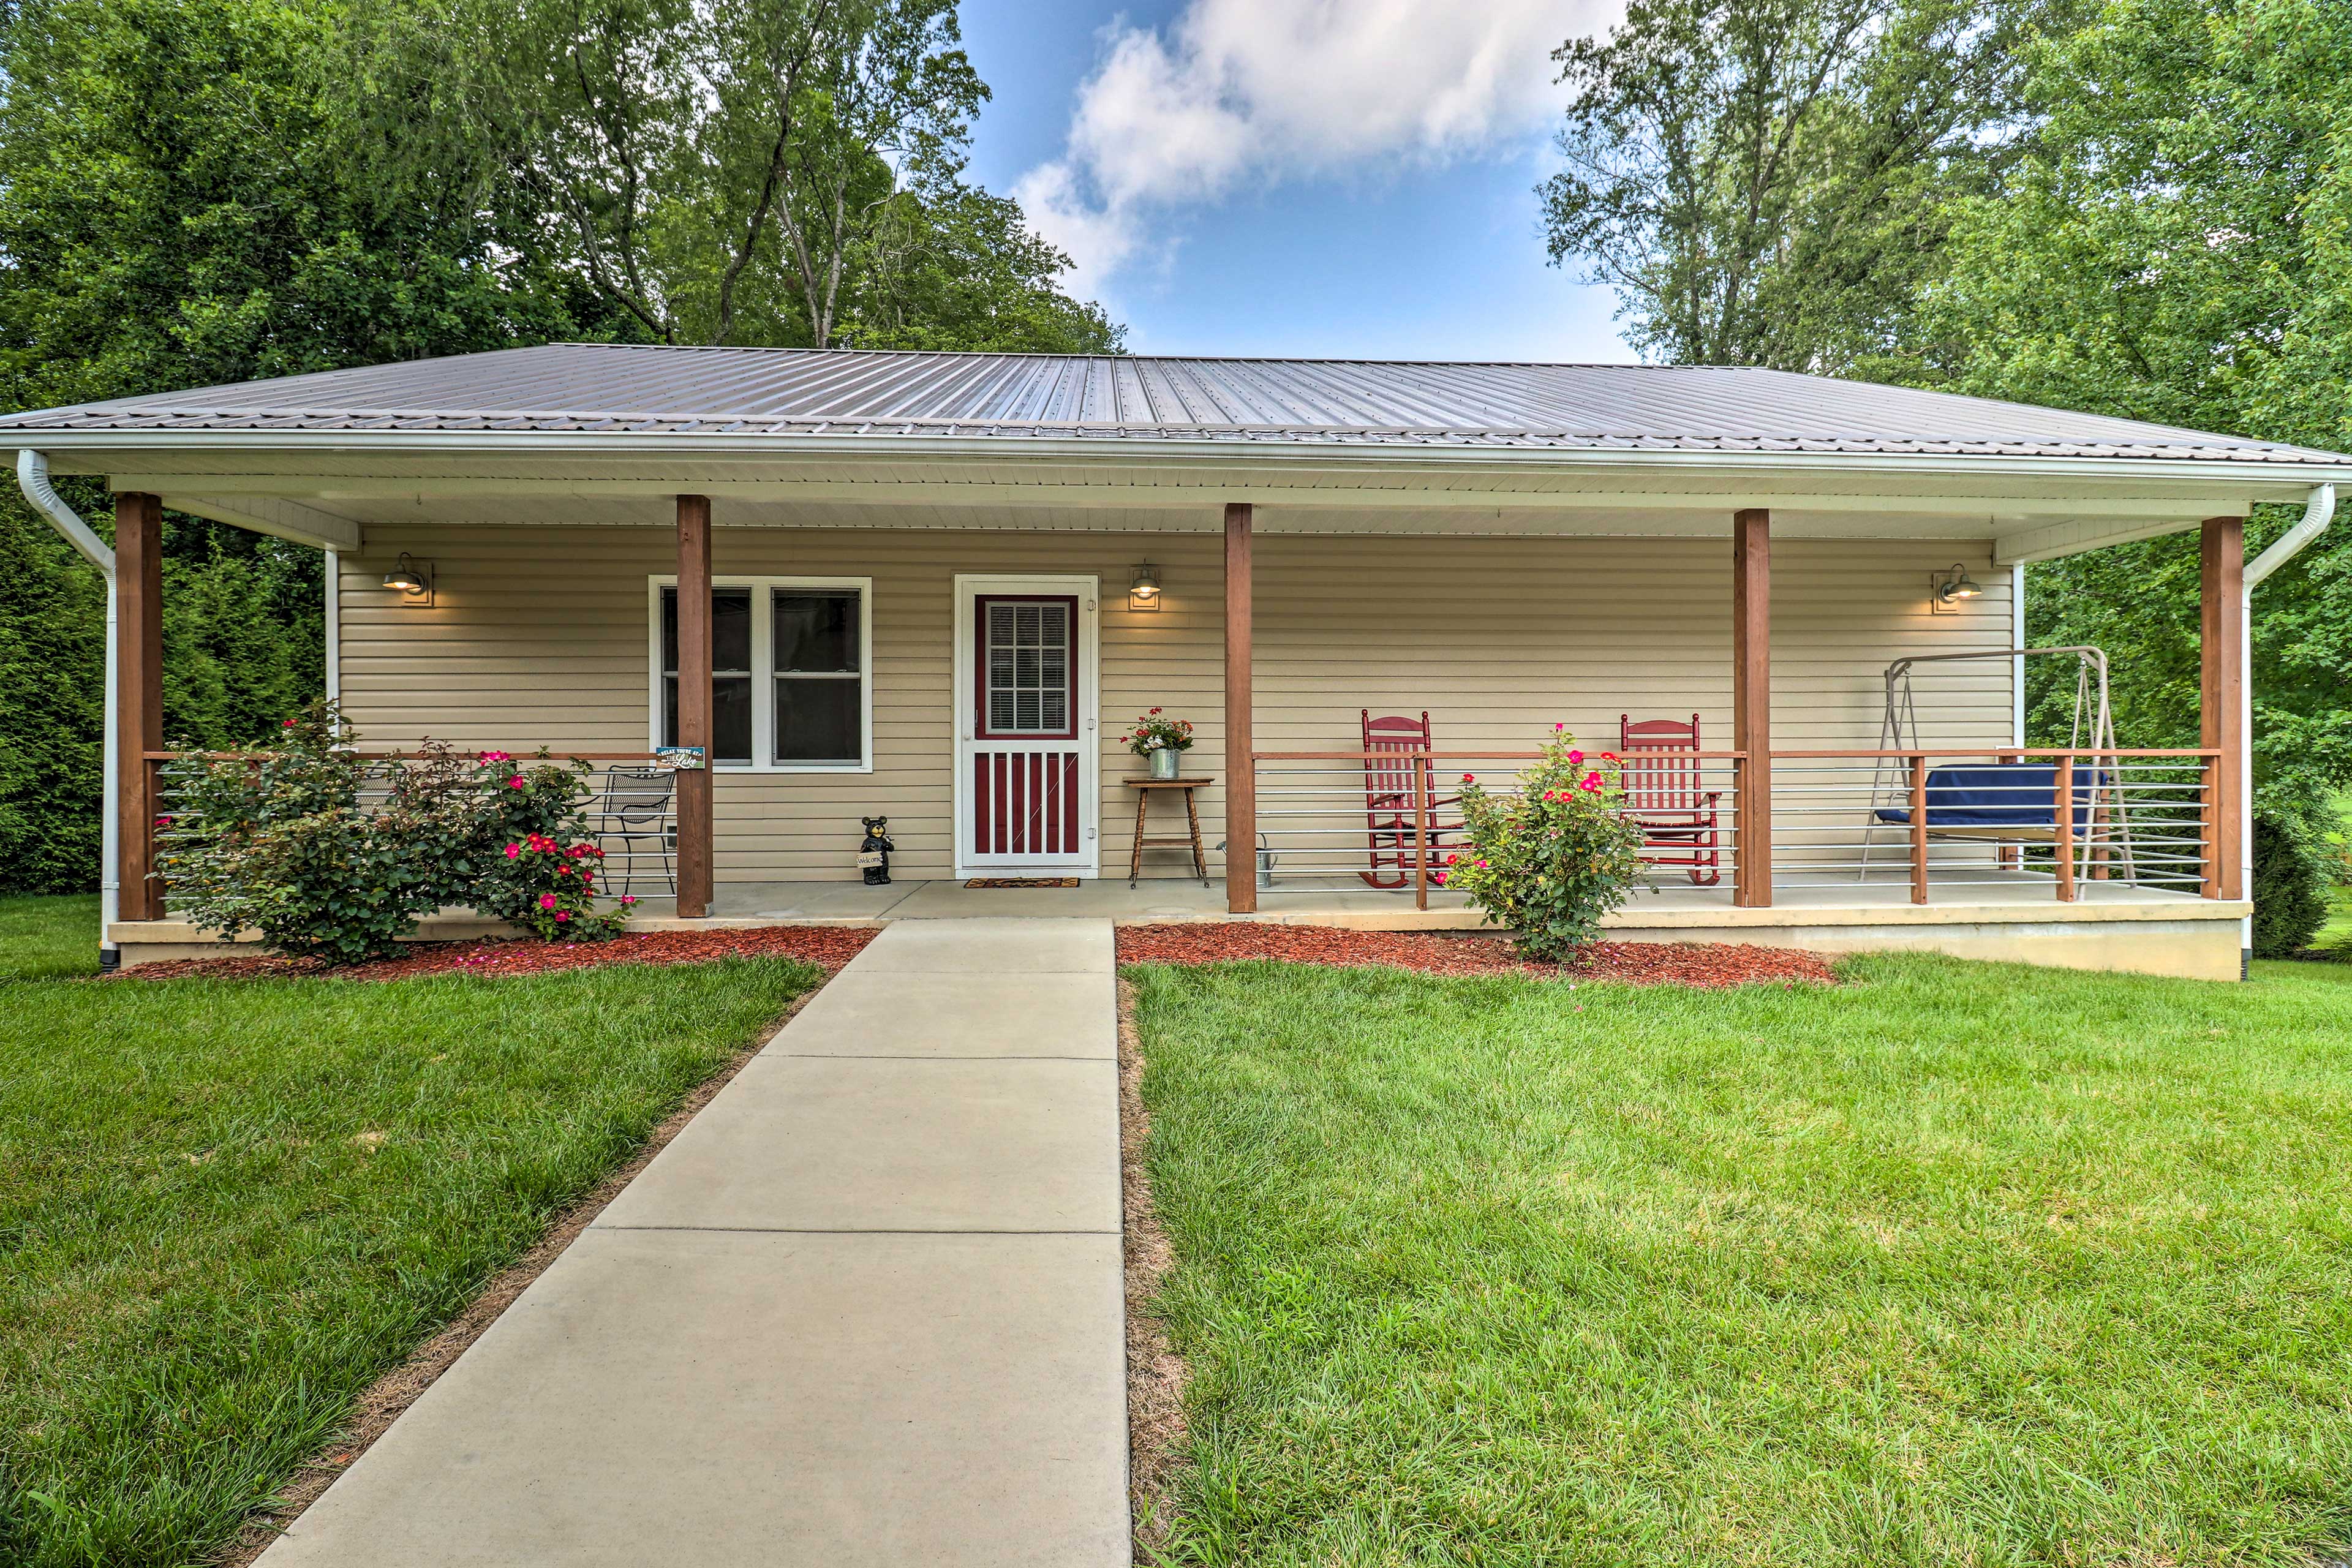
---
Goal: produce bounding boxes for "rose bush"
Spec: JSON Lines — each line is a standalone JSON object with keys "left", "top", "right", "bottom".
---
{"left": 1440, "top": 725, "right": 1645, "bottom": 962}
{"left": 159, "top": 703, "right": 627, "bottom": 962}
{"left": 159, "top": 703, "right": 440, "bottom": 963}
{"left": 475, "top": 831, "right": 632, "bottom": 941}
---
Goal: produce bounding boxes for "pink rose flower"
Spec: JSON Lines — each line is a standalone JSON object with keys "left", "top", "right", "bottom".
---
{"left": 1579, "top": 771, "right": 1604, "bottom": 792}
{"left": 508, "top": 775, "right": 527, "bottom": 789}
{"left": 504, "top": 843, "right": 520, "bottom": 858}
{"left": 620, "top": 895, "right": 638, "bottom": 905}
{"left": 1461, "top": 772, "right": 1475, "bottom": 783}
{"left": 538, "top": 894, "right": 557, "bottom": 910}
{"left": 1567, "top": 750, "right": 1584, "bottom": 767}
{"left": 282, "top": 718, "right": 296, "bottom": 728}
{"left": 554, "top": 910, "right": 570, "bottom": 922}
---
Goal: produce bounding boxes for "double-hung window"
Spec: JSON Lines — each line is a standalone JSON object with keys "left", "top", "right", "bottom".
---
{"left": 655, "top": 577, "right": 872, "bottom": 771}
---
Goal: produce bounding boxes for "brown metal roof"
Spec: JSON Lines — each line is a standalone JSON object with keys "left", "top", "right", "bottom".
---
{"left": 4, "top": 342, "right": 2344, "bottom": 467}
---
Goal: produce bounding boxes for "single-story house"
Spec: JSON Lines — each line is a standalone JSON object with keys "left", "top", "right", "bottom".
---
{"left": 10, "top": 345, "right": 2345, "bottom": 977}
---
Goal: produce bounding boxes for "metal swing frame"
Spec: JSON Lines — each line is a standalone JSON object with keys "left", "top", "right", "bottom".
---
{"left": 1861, "top": 646, "right": 2137, "bottom": 884}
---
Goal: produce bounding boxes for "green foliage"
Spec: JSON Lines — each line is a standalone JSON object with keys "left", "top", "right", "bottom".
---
{"left": 157, "top": 705, "right": 440, "bottom": 963}
{"left": 1542, "top": 0, "right": 2052, "bottom": 370}
{"left": 159, "top": 711, "right": 625, "bottom": 961}
{"left": 0, "top": 0, "right": 1125, "bottom": 896}
{"left": 1441, "top": 727, "right": 1646, "bottom": 960}
{"left": 1921, "top": 0, "right": 2352, "bottom": 811}
{"left": 347, "top": 0, "right": 1119, "bottom": 352}
{"left": 0, "top": 512, "right": 104, "bottom": 893}
{"left": 2252, "top": 815, "right": 2328, "bottom": 958}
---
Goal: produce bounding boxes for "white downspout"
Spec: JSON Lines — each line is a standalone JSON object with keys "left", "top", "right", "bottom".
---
{"left": 2011, "top": 560, "right": 2027, "bottom": 751}
{"left": 324, "top": 550, "right": 341, "bottom": 702}
{"left": 2242, "top": 483, "right": 2337, "bottom": 972}
{"left": 15, "top": 450, "right": 119, "bottom": 970}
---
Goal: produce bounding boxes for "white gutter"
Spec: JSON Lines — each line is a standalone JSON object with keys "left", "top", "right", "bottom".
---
{"left": 15, "top": 450, "right": 119, "bottom": 969}
{"left": 12, "top": 424, "right": 2352, "bottom": 490}
{"left": 324, "top": 551, "right": 340, "bottom": 701}
{"left": 2239, "top": 483, "right": 2337, "bottom": 971}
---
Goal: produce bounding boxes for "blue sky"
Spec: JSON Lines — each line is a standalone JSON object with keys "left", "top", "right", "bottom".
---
{"left": 954, "top": 0, "right": 1635, "bottom": 361}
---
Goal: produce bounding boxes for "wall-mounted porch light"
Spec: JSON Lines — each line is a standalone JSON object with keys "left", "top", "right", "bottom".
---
{"left": 382, "top": 552, "right": 434, "bottom": 606}
{"left": 1128, "top": 560, "right": 1163, "bottom": 612}
{"left": 1931, "top": 562, "right": 1983, "bottom": 614}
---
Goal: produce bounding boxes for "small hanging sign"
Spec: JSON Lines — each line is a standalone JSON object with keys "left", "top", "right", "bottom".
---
{"left": 654, "top": 746, "right": 706, "bottom": 771}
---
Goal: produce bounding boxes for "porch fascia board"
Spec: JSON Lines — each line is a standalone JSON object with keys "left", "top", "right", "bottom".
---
{"left": 28, "top": 428, "right": 2352, "bottom": 491}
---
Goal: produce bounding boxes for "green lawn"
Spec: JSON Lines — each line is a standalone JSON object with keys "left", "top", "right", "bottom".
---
{"left": 1129, "top": 954, "right": 2352, "bottom": 1566}
{"left": 0, "top": 894, "right": 823, "bottom": 1568}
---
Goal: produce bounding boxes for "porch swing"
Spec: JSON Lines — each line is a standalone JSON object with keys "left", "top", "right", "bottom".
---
{"left": 1860, "top": 646, "right": 2136, "bottom": 883}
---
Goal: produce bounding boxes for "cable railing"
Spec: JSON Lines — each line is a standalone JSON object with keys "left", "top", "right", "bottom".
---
{"left": 1245, "top": 749, "right": 1747, "bottom": 908}
{"left": 1768, "top": 748, "right": 2218, "bottom": 900}
{"left": 1247, "top": 747, "right": 2222, "bottom": 908}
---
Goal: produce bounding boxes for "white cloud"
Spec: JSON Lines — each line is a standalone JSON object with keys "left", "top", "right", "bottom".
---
{"left": 1019, "top": 0, "right": 1625, "bottom": 293}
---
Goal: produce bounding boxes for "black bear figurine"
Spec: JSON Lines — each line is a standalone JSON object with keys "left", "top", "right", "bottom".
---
{"left": 858, "top": 816, "right": 895, "bottom": 885}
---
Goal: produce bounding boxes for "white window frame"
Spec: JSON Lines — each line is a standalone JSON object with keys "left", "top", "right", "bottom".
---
{"left": 647, "top": 575, "right": 875, "bottom": 774}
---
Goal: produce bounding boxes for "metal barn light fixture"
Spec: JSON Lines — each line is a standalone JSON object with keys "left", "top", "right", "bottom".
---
{"left": 382, "top": 552, "right": 434, "bottom": 604}
{"left": 1931, "top": 562, "right": 1983, "bottom": 612}
{"left": 1128, "top": 560, "right": 1163, "bottom": 611}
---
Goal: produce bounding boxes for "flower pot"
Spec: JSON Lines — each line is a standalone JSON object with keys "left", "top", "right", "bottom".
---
{"left": 1149, "top": 748, "right": 1182, "bottom": 780}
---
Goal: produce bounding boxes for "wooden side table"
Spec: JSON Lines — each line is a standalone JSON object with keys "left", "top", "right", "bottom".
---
{"left": 1125, "top": 776, "right": 1212, "bottom": 889}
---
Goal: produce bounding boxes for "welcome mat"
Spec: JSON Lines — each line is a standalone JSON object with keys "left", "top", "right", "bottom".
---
{"left": 963, "top": 877, "right": 1080, "bottom": 889}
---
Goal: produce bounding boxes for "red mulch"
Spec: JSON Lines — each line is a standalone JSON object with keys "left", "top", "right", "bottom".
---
{"left": 112, "top": 925, "right": 881, "bottom": 983}
{"left": 1114, "top": 924, "right": 1836, "bottom": 988}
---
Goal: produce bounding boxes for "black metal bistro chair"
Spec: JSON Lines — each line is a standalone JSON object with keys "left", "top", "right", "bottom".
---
{"left": 588, "top": 766, "right": 677, "bottom": 897}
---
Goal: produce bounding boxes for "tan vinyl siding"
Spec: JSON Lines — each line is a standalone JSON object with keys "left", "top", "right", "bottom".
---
{"left": 337, "top": 526, "right": 2010, "bottom": 882}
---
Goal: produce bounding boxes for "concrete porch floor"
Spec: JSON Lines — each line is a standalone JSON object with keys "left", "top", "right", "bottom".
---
{"left": 613, "top": 868, "right": 2226, "bottom": 927}
{"left": 110, "top": 872, "right": 2251, "bottom": 979}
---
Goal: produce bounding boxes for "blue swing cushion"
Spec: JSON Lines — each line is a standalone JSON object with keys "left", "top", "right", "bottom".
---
{"left": 1873, "top": 761, "right": 2107, "bottom": 830}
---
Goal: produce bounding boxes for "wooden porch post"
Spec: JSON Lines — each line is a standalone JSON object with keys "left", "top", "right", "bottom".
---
{"left": 675, "top": 495, "right": 714, "bottom": 918}
{"left": 1731, "top": 508, "right": 1773, "bottom": 907}
{"left": 116, "top": 492, "right": 165, "bottom": 921}
{"left": 1224, "top": 502, "right": 1256, "bottom": 914}
{"left": 2199, "top": 515, "right": 2245, "bottom": 900}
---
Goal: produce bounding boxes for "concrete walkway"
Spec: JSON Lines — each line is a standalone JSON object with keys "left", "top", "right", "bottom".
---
{"left": 260, "top": 918, "right": 1128, "bottom": 1567}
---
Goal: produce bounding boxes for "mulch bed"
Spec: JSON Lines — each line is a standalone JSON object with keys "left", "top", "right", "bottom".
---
{"left": 1115, "top": 924, "right": 1836, "bottom": 987}
{"left": 112, "top": 925, "right": 881, "bottom": 983}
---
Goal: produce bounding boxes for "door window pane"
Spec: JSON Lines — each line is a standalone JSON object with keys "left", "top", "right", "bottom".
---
{"left": 982, "top": 599, "right": 1072, "bottom": 736}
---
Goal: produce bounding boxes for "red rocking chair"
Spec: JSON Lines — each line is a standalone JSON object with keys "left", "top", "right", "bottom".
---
{"left": 1619, "top": 714, "right": 1722, "bottom": 886}
{"left": 1360, "top": 710, "right": 1460, "bottom": 889}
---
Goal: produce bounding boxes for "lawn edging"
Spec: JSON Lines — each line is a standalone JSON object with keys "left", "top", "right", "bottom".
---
{"left": 218, "top": 978, "right": 828, "bottom": 1566}
{"left": 1118, "top": 977, "right": 1189, "bottom": 1558}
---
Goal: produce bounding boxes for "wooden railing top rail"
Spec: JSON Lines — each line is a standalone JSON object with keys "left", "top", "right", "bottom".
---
{"left": 1771, "top": 747, "right": 2222, "bottom": 760}
{"left": 148, "top": 750, "right": 663, "bottom": 763}
{"left": 1253, "top": 749, "right": 1748, "bottom": 762}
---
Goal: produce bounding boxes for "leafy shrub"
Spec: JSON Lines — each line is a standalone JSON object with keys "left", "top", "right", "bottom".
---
{"left": 2253, "top": 814, "right": 2329, "bottom": 958}
{"left": 159, "top": 704, "right": 620, "bottom": 962}
{"left": 159, "top": 704, "right": 438, "bottom": 963}
{"left": 1441, "top": 725, "right": 1645, "bottom": 961}
{"left": 476, "top": 831, "right": 632, "bottom": 941}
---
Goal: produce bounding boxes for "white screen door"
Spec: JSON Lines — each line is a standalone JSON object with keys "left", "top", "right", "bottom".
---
{"left": 954, "top": 576, "right": 1099, "bottom": 875}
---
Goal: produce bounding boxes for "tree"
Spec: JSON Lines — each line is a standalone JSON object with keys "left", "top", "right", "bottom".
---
{"left": 1918, "top": 0, "right": 2352, "bottom": 821}
{"left": 1540, "top": 0, "right": 2051, "bottom": 371}
{"left": 0, "top": 0, "right": 622, "bottom": 892}
{"left": 353, "top": 0, "right": 1117, "bottom": 350}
